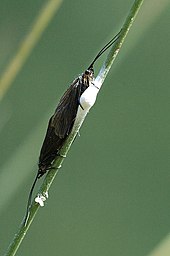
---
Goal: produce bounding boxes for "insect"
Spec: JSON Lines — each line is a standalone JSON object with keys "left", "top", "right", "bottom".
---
{"left": 24, "top": 30, "right": 121, "bottom": 224}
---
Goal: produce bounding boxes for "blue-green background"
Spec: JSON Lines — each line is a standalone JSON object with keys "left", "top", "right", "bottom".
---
{"left": 1, "top": 1, "right": 170, "bottom": 255}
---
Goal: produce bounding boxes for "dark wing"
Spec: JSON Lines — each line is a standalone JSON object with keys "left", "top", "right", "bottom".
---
{"left": 39, "top": 78, "right": 82, "bottom": 171}
{"left": 51, "top": 78, "right": 81, "bottom": 138}
{"left": 38, "top": 76, "right": 88, "bottom": 174}
{"left": 38, "top": 116, "right": 65, "bottom": 171}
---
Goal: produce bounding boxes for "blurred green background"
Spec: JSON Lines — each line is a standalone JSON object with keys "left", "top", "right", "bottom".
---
{"left": 1, "top": 0, "right": 170, "bottom": 255}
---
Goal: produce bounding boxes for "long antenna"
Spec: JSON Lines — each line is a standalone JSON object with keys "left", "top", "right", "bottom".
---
{"left": 23, "top": 172, "right": 40, "bottom": 225}
{"left": 88, "top": 29, "right": 121, "bottom": 69}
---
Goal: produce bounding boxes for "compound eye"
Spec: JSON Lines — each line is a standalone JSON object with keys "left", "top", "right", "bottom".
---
{"left": 85, "top": 70, "right": 90, "bottom": 75}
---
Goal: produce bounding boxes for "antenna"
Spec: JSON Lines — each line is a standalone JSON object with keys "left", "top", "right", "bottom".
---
{"left": 23, "top": 172, "right": 40, "bottom": 225}
{"left": 88, "top": 29, "right": 121, "bottom": 70}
